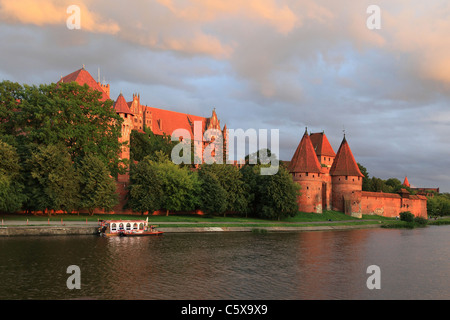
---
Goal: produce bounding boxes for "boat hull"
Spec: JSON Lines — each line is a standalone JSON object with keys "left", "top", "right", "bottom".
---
{"left": 102, "top": 231, "right": 164, "bottom": 237}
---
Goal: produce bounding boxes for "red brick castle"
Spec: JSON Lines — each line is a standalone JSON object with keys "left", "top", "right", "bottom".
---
{"left": 58, "top": 67, "right": 428, "bottom": 218}
{"left": 288, "top": 128, "right": 428, "bottom": 218}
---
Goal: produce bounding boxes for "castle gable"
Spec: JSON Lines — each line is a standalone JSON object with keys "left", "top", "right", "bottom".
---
{"left": 58, "top": 68, "right": 110, "bottom": 101}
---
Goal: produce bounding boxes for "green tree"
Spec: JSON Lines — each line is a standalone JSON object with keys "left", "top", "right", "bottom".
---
{"left": 126, "top": 156, "right": 163, "bottom": 215}
{"left": 5, "top": 81, "right": 123, "bottom": 177}
{"left": 197, "top": 170, "right": 228, "bottom": 215}
{"left": 77, "top": 154, "right": 118, "bottom": 215}
{"left": 0, "top": 140, "right": 26, "bottom": 213}
{"left": 198, "top": 163, "right": 248, "bottom": 216}
{"left": 153, "top": 152, "right": 200, "bottom": 216}
{"left": 357, "top": 163, "right": 371, "bottom": 191}
{"left": 25, "top": 144, "right": 80, "bottom": 214}
{"left": 256, "top": 165, "right": 300, "bottom": 220}
{"left": 130, "top": 127, "right": 177, "bottom": 162}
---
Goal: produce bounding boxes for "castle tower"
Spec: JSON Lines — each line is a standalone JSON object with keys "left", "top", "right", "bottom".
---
{"left": 114, "top": 93, "right": 134, "bottom": 176}
{"left": 288, "top": 128, "right": 323, "bottom": 213}
{"left": 310, "top": 132, "right": 336, "bottom": 210}
{"left": 330, "top": 135, "right": 364, "bottom": 216}
{"left": 403, "top": 176, "right": 410, "bottom": 188}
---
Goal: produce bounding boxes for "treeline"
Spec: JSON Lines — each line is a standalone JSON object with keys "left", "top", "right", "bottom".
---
{"left": 357, "top": 163, "right": 417, "bottom": 194}
{"left": 128, "top": 129, "right": 301, "bottom": 220}
{"left": 0, "top": 81, "right": 124, "bottom": 215}
{"left": 427, "top": 194, "right": 450, "bottom": 217}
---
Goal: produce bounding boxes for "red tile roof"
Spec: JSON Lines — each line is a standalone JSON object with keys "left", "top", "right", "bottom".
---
{"left": 310, "top": 132, "right": 336, "bottom": 157}
{"left": 114, "top": 93, "right": 134, "bottom": 115}
{"left": 288, "top": 129, "right": 323, "bottom": 173}
{"left": 147, "top": 106, "right": 210, "bottom": 141}
{"left": 330, "top": 136, "right": 364, "bottom": 177}
{"left": 58, "top": 68, "right": 110, "bottom": 101}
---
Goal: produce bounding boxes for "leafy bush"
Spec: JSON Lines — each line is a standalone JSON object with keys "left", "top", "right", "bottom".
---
{"left": 400, "top": 211, "right": 414, "bottom": 222}
{"left": 414, "top": 217, "right": 428, "bottom": 226}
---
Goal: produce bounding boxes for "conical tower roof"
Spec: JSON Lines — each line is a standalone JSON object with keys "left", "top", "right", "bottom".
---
{"left": 330, "top": 136, "right": 364, "bottom": 177}
{"left": 288, "top": 129, "right": 322, "bottom": 174}
{"left": 403, "top": 176, "right": 410, "bottom": 188}
{"left": 114, "top": 93, "right": 134, "bottom": 115}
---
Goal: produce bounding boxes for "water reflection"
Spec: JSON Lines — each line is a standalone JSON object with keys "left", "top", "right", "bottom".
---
{"left": 0, "top": 226, "right": 449, "bottom": 300}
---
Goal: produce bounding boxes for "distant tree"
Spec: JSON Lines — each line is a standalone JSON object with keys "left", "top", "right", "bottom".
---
{"left": 197, "top": 170, "right": 227, "bottom": 215}
{"left": 153, "top": 152, "right": 200, "bottom": 216}
{"left": 25, "top": 144, "right": 80, "bottom": 214}
{"left": 198, "top": 163, "right": 248, "bottom": 216}
{"left": 256, "top": 165, "right": 300, "bottom": 220}
{"left": 241, "top": 152, "right": 300, "bottom": 220}
{"left": 240, "top": 164, "right": 260, "bottom": 218}
{"left": 0, "top": 81, "right": 24, "bottom": 143}
{"left": 384, "top": 178, "right": 403, "bottom": 193}
{"left": 130, "top": 127, "right": 177, "bottom": 162}
{"left": 3, "top": 81, "right": 124, "bottom": 177}
{"left": 77, "top": 154, "right": 118, "bottom": 215}
{"left": 0, "top": 140, "right": 26, "bottom": 213}
{"left": 357, "top": 163, "right": 372, "bottom": 191}
{"left": 126, "top": 157, "right": 163, "bottom": 215}
{"left": 427, "top": 194, "right": 450, "bottom": 217}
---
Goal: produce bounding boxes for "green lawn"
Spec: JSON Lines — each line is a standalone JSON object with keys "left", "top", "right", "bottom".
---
{"left": 0, "top": 210, "right": 391, "bottom": 224}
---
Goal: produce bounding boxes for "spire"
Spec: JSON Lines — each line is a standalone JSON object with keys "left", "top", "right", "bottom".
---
{"left": 403, "top": 176, "right": 410, "bottom": 188}
{"left": 330, "top": 136, "right": 363, "bottom": 177}
{"left": 288, "top": 130, "right": 322, "bottom": 173}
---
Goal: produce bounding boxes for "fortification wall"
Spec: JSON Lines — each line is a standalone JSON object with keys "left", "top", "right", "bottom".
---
{"left": 360, "top": 191, "right": 427, "bottom": 218}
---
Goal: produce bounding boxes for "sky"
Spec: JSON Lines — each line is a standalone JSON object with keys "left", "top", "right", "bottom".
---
{"left": 1, "top": 0, "right": 450, "bottom": 192}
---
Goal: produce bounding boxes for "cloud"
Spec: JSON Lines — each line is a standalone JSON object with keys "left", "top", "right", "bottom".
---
{"left": 1, "top": 0, "right": 450, "bottom": 191}
{"left": 0, "top": 0, "right": 120, "bottom": 34}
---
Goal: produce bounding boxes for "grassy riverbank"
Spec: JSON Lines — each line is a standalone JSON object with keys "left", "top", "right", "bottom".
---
{"left": 0, "top": 210, "right": 388, "bottom": 228}
{"left": 2, "top": 211, "right": 449, "bottom": 232}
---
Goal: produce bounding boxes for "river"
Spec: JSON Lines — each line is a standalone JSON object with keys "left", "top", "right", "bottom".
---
{"left": 0, "top": 226, "right": 449, "bottom": 300}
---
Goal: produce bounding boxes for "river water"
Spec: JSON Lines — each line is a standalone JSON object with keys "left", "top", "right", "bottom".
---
{"left": 0, "top": 226, "right": 449, "bottom": 300}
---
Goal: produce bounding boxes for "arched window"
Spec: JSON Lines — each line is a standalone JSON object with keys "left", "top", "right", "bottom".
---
{"left": 133, "top": 223, "right": 138, "bottom": 230}
{"left": 139, "top": 223, "right": 144, "bottom": 230}
{"left": 126, "top": 223, "right": 131, "bottom": 230}
{"left": 119, "top": 223, "right": 124, "bottom": 230}
{"left": 111, "top": 223, "right": 117, "bottom": 231}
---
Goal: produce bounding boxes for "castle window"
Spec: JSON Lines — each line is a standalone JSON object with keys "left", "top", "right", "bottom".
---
{"left": 345, "top": 176, "right": 348, "bottom": 180}
{"left": 312, "top": 175, "right": 314, "bottom": 178}
{"left": 307, "top": 186, "right": 309, "bottom": 190}
{"left": 306, "top": 173, "right": 308, "bottom": 176}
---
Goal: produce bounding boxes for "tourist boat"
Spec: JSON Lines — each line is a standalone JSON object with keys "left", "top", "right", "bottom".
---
{"left": 98, "top": 218, "right": 163, "bottom": 237}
